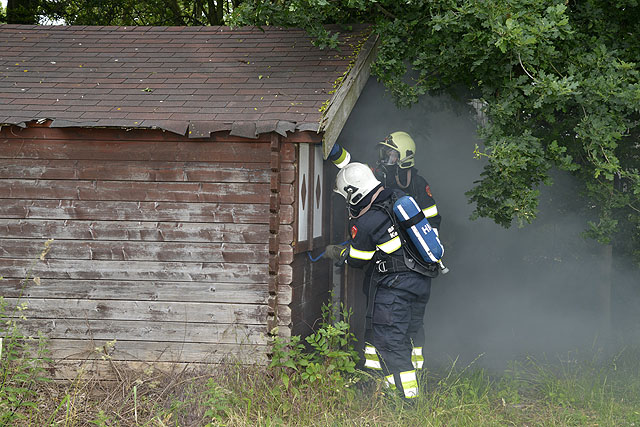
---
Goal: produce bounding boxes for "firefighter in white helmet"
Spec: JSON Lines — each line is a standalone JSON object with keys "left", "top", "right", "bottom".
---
{"left": 327, "top": 132, "right": 441, "bottom": 372}
{"left": 324, "top": 162, "right": 434, "bottom": 401}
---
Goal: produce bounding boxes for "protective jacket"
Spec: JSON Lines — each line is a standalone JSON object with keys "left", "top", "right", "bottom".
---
{"left": 344, "top": 186, "right": 432, "bottom": 399}
{"left": 373, "top": 165, "right": 441, "bottom": 230}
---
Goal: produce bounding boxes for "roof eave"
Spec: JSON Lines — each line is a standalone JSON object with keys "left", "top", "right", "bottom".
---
{"left": 319, "top": 31, "right": 380, "bottom": 159}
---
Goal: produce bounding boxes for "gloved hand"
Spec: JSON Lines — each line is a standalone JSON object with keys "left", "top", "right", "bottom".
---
{"left": 323, "top": 245, "right": 347, "bottom": 265}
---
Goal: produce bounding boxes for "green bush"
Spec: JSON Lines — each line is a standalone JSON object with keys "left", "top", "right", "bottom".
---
{"left": 268, "top": 299, "right": 360, "bottom": 394}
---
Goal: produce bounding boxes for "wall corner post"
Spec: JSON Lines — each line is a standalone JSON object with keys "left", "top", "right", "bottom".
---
{"left": 268, "top": 132, "right": 282, "bottom": 337}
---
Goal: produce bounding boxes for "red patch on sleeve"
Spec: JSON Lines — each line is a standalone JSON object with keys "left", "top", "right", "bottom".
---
{"left": 351, "top": 225, "right": 358, "bottom": 239}
{"left": 425, "top": 185, "right": 433, "bottom": 197}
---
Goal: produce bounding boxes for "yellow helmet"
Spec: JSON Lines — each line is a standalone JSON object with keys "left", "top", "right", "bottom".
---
{"left": 378, "top": 131, "right": 416, "bottom": 169}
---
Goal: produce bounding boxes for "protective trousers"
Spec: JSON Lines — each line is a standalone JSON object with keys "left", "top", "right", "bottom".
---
{"left": 371, "top": 272, "right": 431, "bottom": 398}
{"left": 363, "top": 270, "right": 427, "bottom": 372}
{"left": 362, "top": 269, "right": 424, "bottom": 344}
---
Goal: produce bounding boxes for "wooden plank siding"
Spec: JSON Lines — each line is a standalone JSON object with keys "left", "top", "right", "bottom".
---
{"left": 1, "top": 279, "right": 292, "bottom": 305}
{"left": 0, "top": 199, "right": 294, "bottom": 223}
{"left": 0, "top": 126, "right": 292, "bottom": 372}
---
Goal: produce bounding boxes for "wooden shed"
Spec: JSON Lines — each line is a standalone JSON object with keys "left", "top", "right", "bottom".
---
{"left": 0, "top": 24, "right": 377, "bottom": 375}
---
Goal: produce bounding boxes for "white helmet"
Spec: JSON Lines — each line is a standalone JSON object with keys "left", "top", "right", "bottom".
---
{"left": 333, "top": 162, "right": 381, "bottom": 205}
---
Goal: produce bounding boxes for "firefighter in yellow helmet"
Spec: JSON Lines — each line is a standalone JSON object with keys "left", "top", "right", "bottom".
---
{"left": 375, "top": 132, "right": 440, "bottom": 230}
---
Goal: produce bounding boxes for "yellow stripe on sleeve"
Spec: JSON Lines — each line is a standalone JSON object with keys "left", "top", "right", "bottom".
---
{"left": 422, "top": 205, "right": 438, "bottom": 218}
{"left": 332, "top": 148, "right": 351, "bottom": 169}
{"left": 377, "top": 236, "right": 401, "bottom": 254}
{"left": 348, "top": 246, "right": 375, "bottom": 260}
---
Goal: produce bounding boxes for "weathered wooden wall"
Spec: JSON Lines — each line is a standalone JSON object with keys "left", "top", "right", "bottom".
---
{"left": 0, "top": 126, "right": 295, "bottom": 375}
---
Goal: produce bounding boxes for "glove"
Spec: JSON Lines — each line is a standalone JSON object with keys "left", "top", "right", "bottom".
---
{"left": 323, "top": 245, "right": 347, "bottom": 265}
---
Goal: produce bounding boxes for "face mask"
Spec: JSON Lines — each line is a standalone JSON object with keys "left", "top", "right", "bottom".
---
{"left": 379, "top": 147, "right": 400, "bottom": 166}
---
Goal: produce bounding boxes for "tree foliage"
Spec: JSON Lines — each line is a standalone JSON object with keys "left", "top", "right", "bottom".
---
{"left": 232, "top": 0, "right": 640, "bottom": 262}
{"left": 5, "top": 0, "right": 243, "bottom": 25}
{"left": 5, "top": 0, "right": 39, "bottom": 23}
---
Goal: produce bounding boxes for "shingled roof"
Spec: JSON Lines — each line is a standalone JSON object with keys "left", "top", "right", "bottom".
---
{"left": 0, "top": 24, "right": 376, "bottom": 140}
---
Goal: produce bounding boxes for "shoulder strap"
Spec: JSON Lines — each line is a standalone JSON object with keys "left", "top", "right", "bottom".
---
{"left": 371, "top": 191, "right": 397, "bottom": 214}
{"left": 351, "top": 187, "right": 384, "bottom": 219}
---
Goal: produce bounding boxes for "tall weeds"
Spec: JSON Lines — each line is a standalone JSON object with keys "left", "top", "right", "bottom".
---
{"left": 0, "top": 239, "right": 54, "bottom": 424}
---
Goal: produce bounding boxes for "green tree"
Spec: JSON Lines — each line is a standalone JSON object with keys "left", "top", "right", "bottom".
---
{"left": 10, "top": 0, "right": 243, "bottom": 25}
{"left": 6, "top": 0, "right": 39, "bottom": 23}
{"left": 54, "top": 0, "right": 243, "bottom": 25}
{"left": 232, "top": 0, "right": 640, "bottom": 263}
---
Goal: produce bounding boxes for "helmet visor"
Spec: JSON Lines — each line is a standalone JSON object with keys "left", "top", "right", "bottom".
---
{"left": 379, "top": 146, "right": 399, "bottom": 166}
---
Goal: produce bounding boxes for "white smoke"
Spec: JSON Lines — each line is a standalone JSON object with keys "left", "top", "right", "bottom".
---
{"left": 334, "top": 78, "right": 640, "bottom": 369}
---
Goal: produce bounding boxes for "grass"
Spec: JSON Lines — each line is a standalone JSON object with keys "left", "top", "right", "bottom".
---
{"left": 2, "top": 249, "right": 639, "bottom": 425}
{"left": 2, "top": 347, "right": 638, "bottom": 426}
